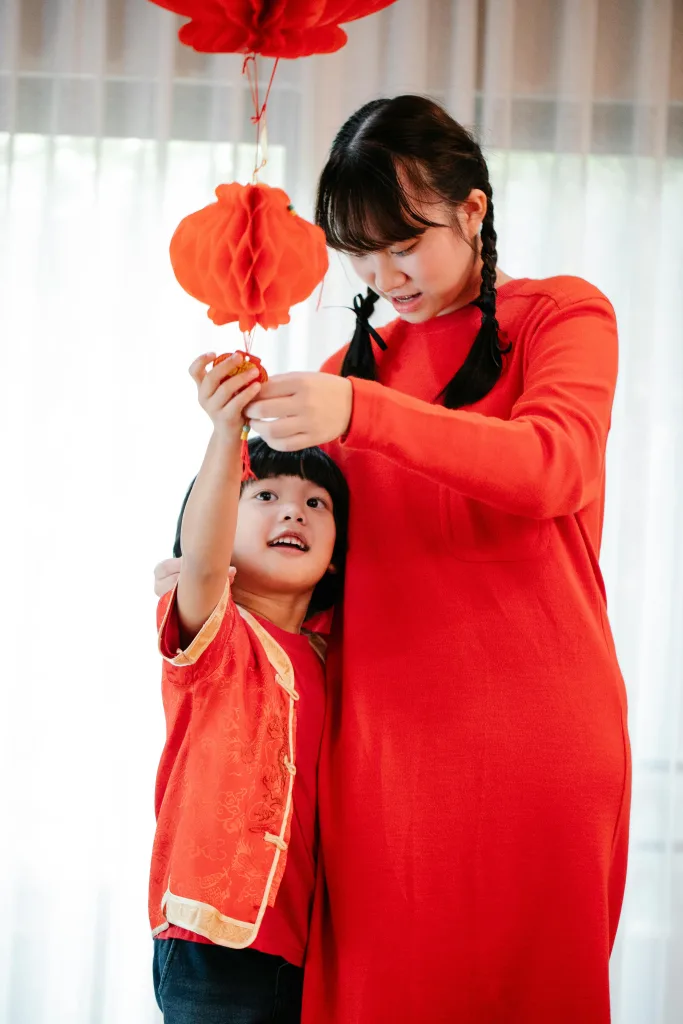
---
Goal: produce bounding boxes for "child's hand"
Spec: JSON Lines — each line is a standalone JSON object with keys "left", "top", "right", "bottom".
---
{"left": 189, "top": 352, "right": 262, "bottom": 437}
{"left": 154, "top": 557, "right": 236, "bottom": 598}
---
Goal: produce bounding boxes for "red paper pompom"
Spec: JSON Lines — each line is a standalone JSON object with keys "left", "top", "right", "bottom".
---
{"left": 149, "top": 0, "right": 398, "bottom": 58}
{"left": 170, "top": 182, "right": 329, "bottom": 332}
{"left": 214, "top": 350, "right": 269, "bottom": 384}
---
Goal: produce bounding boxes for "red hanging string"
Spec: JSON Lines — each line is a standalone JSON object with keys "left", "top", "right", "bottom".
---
{"left": 240, "top": 423, "right": 256, "bottom": 482}
{"left": 315, "top": 275, "right": 326, "bottom": 312}
{"left": 242, "top": 55, "right": 260, "bottom": 117}
{"left": 242, "top": 55, "right": 280, "bottom": 179}
{"left": 239, "top": 328, "right": 258, "bottom": 479}
{"left": 238, "top": 54, "right": 279, "bottom": 478}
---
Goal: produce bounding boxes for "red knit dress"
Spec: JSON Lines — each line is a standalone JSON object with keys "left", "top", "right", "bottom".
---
{"left": 301, "top": 276, "right": 631, "bottom": 1024}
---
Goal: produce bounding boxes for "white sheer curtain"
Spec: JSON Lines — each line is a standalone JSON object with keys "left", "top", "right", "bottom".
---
{"left": 0, "top": 1, "right": 681, "bottom": 1021}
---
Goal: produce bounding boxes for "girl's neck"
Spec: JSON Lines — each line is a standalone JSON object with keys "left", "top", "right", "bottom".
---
{"left": 438, "top": 249, "right": 513, "bottom": 318}
{"left": 231, "top": 584, "right": 312, "bottom": 634}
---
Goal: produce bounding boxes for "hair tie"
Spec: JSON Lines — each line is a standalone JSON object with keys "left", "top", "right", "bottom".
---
{"left": 351, "top": 289, "right": 387, "bottom": 351}
{"left": 340, "top": 287, "right": 386, "bottom": 380}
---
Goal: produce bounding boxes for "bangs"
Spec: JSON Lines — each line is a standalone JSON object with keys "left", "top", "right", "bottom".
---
{"left": 245, "top": 438, "right": 347, "bottom": 513}
{"left": 316, "top": 149, "right": 443, "bottom": 255}
{"left": 173, "top": 439, "right": 348, "bottom": 553}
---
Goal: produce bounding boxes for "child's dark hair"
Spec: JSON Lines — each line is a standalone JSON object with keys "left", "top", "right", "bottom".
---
{"left": 315, "top": 94, "right": 510, "bottom": 409}
{"left": 173, "top": 438, "right": 349, "bottom": 617}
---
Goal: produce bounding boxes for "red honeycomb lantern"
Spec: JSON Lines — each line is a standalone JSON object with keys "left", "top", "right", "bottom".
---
{"left": 149, "top": 0, "right": 398, "bottom": 58}
{"left": 169, "top": 182, "right": 329, "bottom": 332}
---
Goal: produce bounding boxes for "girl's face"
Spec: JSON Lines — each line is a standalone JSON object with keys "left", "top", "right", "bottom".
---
{"left": 348, "top": 193, "right": 487, "bottom": 323}
{"left": 232, "top": 474, "right": 337, "bottom": 598}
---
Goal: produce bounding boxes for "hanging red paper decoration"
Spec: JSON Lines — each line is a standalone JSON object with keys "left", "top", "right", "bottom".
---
{"left": 214, "top": 350, "right": 269, "bottom": 384}
{"left": 156, "top": 0, "right": 386, "bottom": 477}
{"left": 149, "top": 0, "right": 398, "bottom": 58}
{"left": 170, "top": 182, "right": 328, "bottom": 332}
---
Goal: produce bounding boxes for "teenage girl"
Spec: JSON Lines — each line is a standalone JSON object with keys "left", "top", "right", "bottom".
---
{"left": 243, "top": 95, "right": 631, "bottom": 1024}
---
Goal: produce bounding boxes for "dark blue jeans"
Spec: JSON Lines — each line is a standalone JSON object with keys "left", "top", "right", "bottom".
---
{"left": 153, "top": 939, "right": 304, "bottom": 1024}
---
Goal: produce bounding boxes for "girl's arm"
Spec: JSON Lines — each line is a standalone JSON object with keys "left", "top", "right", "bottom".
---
{"left": 248, "top": 290, "right": 617, "bottom": 520}
{"left": 175, "top": 354, "right": 261, "bottom": 645}
{"left": 339, "top": 294, "right": 617, "bottom": 518}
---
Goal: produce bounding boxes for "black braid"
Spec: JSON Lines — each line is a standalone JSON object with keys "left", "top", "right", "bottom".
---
{"left": 340, "top": 287, "right": 385, "bottom": 380}
{"left": 316, "top": 96, "right": 513, "bottom": 408}
{"left": 441, "top": 181, "right": 511, "bottom": 409}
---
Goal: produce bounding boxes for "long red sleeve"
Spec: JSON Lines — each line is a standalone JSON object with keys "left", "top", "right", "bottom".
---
{"left": 339, "top": 293, "right": 617, "bottom": 519}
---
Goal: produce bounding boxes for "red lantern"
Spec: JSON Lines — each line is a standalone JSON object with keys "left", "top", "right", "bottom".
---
{"left": 149, "top": 0, "right": 398, "bottom": 58}
{"left": 170, "top": 181, "right": 329, "bottom": 332}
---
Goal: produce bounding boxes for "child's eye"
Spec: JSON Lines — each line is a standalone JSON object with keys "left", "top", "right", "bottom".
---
{"left": 307, "top": 497, "right": 327, "bottom": 510}
{"left": 256, "top": 491, "right": 276, "bottom": 502}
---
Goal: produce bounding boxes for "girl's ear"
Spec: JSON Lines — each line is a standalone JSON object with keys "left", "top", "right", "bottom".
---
{"left": 459, "top": 188, "right": 488, "bottom": 240}
{"left": 326, "top": 562, "right": 338, "bottom": 575}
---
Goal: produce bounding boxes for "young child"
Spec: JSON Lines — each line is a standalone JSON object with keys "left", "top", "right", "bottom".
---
{"left": 150, "top": 352, "right": 348, "bottom": 1024}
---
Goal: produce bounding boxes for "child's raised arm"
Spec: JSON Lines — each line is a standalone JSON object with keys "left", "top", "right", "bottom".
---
{"left": 175, "top": 353, "right": 261, "bottom": 646}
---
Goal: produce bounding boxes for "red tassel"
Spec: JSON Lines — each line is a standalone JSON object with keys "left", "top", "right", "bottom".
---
{"left": 241, "top": 424, "right": 256, "bottom": 482}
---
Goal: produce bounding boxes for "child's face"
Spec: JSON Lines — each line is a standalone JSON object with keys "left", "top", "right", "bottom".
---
{"left": 232, "top": 474, "right": 337, "bottom": 599}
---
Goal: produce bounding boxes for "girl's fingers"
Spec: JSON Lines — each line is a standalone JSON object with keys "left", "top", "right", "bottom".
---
{"left": 154, "top": 575, "right": 179, "bottom": 598}
{"left": 201, "top": 352, "right": 245, "bottom": 400}
{"left": 210, "top": 372, "right": 260, "bottom": 412}
{"left": 188, "top": 352, "right": 216, "bottom": 387}
{"left": 230, "top": 380, "right": 262, "bottom": 415}
{"left": 254, "top": 415, "right": 305, "bottom": 441}
{"left": 244, "top": 396, "right": 296, "bottom": 421}
{"left": 154, "top": 557, "right": 182, "bottom": 580}
{"left": 253, "top": 374, "right": 302, "bottom": 398}
{"left": 259, "top": 429, "right": 310, "bottom": 452}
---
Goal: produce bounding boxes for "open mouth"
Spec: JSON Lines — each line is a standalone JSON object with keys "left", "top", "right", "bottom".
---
{"left": 267, "top": 533, "right": 309, "bottom": 553}
{"left": 390, "top": 292, "right": 422, "bottom": 310}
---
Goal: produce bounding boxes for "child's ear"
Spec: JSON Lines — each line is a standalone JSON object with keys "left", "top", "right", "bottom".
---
{"left": 326, "top": 562, "right": 338, "bottom": 575}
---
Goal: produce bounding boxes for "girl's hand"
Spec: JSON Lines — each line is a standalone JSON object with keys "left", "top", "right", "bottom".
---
{"left": 245, "top": 372, "right": 353, "bottom": 451}
{"left": 154, "top": 557, "right": 182, "bottom": 598}
{"left": 189, "top": 352, "right": 262, "bottom": 437}
{"left": 153, "top": 557, "right": 236, "bottom": 598}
